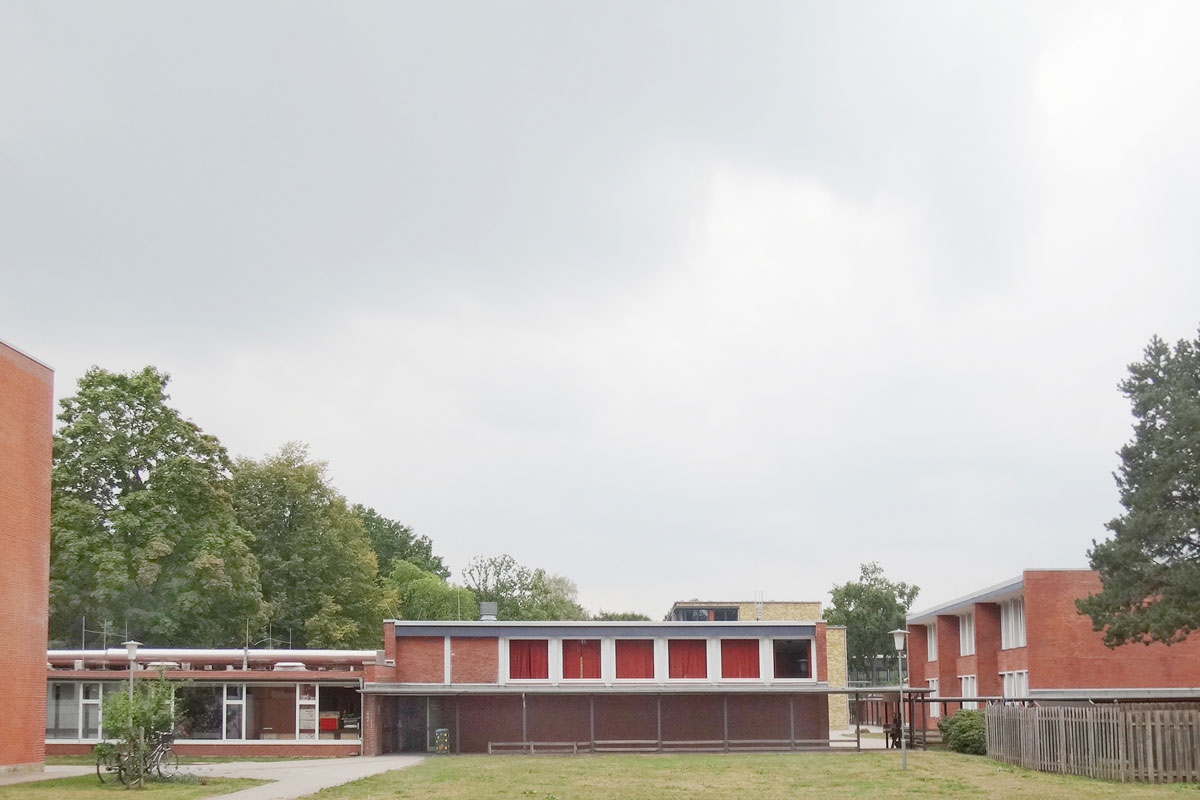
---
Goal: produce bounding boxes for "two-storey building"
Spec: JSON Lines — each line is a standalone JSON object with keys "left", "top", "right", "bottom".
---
{"left": 362, "top": 618, "right": 844, "bottom": 754}
{"left": 906, "top": 569, "right": 1200, "bottom": 723}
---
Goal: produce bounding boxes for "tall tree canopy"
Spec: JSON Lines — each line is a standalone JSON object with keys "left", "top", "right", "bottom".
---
{"left": 461, "top": 554, "right": 589, "bottom": 620}
{"left": 352, "top": 505, "right": 448, "bottom": 579}
{"left": 824, "top": 562, "right": 919, "bottom": 677}
{"left": 1078, "top": 331, "right": 1200, "bottom": 646}
{"left": 232, "top": 443, "right": 390, "bottom": 649}
{"left": 50, "top": 367, "right": 264, "bottom": 647}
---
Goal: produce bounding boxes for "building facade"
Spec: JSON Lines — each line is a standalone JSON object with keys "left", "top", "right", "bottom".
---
{"left": 361, "top": 619, "right": 842, "bottom": 755}
{"left": 0, "top": 341, "right": 53, "bottom": 774}
{"left": 907, "top": 569, "right": 1200, "bottom": 722}
{"left": 45, "top": 649, "right": 374, "bottom": 757}
{"left": 666, "top": 600, "right": 848, "bottom": 729}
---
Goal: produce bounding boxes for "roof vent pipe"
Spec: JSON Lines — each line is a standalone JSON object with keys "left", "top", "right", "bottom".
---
{"left": 479, "top": 602, "right": 498, "bottom": 621}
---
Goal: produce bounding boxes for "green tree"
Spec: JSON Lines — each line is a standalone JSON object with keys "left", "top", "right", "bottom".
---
{"left": 232, "top": 443, "right": 389, "bottom": 648}
{"left": 352, "top": 505, "right": 448, "bottom": 578}
{"left": 461, "top": 554, "right": 589, "bottom": 620}
{"left": 1077, "top": 331, "right": 1200, "bottom": 646}
{"left": 824, "top": 562, "right": 919, "bottom": 679}
{"left": 97, "top": 673, "right": 177, "bottom": 786}
{"left": 594, "top": 611, "right": 652, "bottom": 621}
{"left": 50, "top": 367, "right": 264, "bottom": 646}
{"left": 387, "top": 560, "right": 478, "bottom": 620}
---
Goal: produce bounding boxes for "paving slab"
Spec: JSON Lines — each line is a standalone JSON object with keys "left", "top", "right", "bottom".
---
{"left": 185, "top": 755, "right": 424, "bottom": 800}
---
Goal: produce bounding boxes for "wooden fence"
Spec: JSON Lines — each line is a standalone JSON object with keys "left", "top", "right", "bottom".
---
{"left": 986, "top": 703, "right": 1200, "bottom": 783}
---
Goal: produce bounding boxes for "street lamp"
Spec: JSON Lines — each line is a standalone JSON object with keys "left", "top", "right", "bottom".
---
{"left": 889, "top": 628, "right": 908, "bottom": 770}
{"left": 122, "top": 640, "right": 141, "bottom": 699}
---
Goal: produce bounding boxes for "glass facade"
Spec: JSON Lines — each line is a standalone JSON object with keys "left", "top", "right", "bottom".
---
{"left": 45, "top": 680, "right": 360, "bottom": 742}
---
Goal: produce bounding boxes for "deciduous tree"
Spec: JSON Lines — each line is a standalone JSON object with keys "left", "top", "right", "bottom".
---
{"left": 824, "top": 562, "right": 919, "bottom": 678}
{"left": 50, "top": 367, "right": 264, "bottom": 646}
{"left": 461, "top": 554, "right": 588, "bottom": 620}
{"left": 1078, "top": 331, "right": 1200, "bottom": 645}
{"left": 232, "top": 444, "right": 389, "bottom": 648}
{"left": 352, "top": 505, "right": 448, "bottom": 578}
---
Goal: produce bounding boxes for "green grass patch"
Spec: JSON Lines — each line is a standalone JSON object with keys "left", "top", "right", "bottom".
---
{"left": 0, "top": 775, "right": 263, "bottom": 799}
{"left": 296, "top": 751, "right": 1200, "bottom": 800}
{"left": 47, "top": 754, "right": 322, "bottom": 766}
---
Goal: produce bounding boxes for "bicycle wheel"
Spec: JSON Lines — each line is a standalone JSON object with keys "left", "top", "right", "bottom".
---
{"left": 96, "top": 750, "right": 120, "bottom": 784}
{"left": 156, "top": 748, "right": 179, "bottom": 779}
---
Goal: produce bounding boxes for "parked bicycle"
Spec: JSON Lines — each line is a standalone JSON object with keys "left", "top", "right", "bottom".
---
{"left": 96, "top": 730, "right": 179, "bottom": 785}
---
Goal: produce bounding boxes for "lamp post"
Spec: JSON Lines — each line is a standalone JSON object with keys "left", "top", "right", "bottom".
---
{"left": 122, "top": 640, "right": 141, "bottom": 699}
{"left": 889, "top": 628, "right": 908, "bottom": 770}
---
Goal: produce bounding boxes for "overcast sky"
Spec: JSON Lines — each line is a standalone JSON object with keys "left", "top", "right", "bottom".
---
{"left": 4, "top": 1, "right": 1200, "bottom": 620}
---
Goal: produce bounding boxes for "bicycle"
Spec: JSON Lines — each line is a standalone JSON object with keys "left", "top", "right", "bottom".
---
{"left": 95, "top": 742, "right": 122, "bottom": 784}
{"left": 118, "top": 730, "right": 180, "bottom": 785}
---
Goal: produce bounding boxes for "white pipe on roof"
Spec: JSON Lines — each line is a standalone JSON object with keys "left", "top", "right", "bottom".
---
{"left": 47, "top": 648, "right": 376, "bottom": 665}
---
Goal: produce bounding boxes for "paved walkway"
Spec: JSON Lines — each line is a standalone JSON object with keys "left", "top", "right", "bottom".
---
{"left": 0, "top": 756, "right": 423, "bottom": 799}
{"left": 187, "top": 755, "right": 424, "bottom": 800}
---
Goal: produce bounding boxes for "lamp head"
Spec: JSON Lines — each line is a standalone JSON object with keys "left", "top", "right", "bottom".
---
{"left": 122, "top": 640, "right": 141, "bottom": 661}
{"left": 889, "top": 629, "right": 908, "bottom": 652}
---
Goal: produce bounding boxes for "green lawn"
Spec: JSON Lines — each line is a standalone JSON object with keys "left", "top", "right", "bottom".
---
{"left": 46, "top": 754, "right": 321, "bottom": 766}
{"left": 0, "top": 775, "right": 263, "bottom": 800}
{"left": 297, "top": 751, "right": 1200, "bottom": 800}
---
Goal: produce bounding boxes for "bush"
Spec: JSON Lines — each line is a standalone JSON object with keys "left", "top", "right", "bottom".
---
{"left": 940, "top": 709, "right": 986, "bottom": 755}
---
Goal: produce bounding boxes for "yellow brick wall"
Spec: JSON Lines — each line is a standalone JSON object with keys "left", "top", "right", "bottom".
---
{"left": 732, "top": 602, "right": 822, "bottom": 621}
{"left": 825, "top": 626, "right": 849, "bottom": 729}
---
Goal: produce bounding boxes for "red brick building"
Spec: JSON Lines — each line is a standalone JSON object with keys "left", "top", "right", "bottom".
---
{"left": 361, "top": 618, "right": 838, "bottom": 754}
{"left": 907, "top": 569, "right": 1200, "bottom": 721}
{"left": 0, "top": 340, "right": 52, "bottom": 774}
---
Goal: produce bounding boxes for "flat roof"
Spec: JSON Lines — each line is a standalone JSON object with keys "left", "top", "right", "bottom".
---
{"left": 388, "top": 620, "right": 819, "bottom": 638}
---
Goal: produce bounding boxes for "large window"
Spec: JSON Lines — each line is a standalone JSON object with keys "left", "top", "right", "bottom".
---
{"left": 772, "top": 639, "right": 811, "bottom": 679}
{"left": 1001, "top": 597, "right": 1026, "bottom": 649}
{"left": 246, "top": 685, "right": 297, "bottom": 739}
{"left": 176, "top": 685, "right": 223, "bottom": 740}
{"left": 508, "top": 639, "right": 549, "bottom": 680}
{"left": 720, "top": 639, "right": 760, "bottom": 679}
{"left": 615, "top": 640, "right": 655, "bottom": 679}
{"left": 668, "top": 639, "right": 707, "bottom": 679}
{"left": 959, "top": 613, "right": 975, "bottom": 656}
{"left": 46, "top": 683, "right": 79, "bottom": 739}
{"left": 927, "top": 624, "right": 938, "bottom": 661}
{"left": 561, "top": 639, "right": 601, "bottom": 680}
{"left": 959, "top": 675, "right": 978, "bottom": 710}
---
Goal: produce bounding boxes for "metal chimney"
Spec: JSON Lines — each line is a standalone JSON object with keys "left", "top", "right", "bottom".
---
{"left": 479, "top": 602, "right": 498, "bottom": 621}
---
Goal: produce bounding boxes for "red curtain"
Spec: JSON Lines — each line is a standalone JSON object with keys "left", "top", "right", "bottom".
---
{"left": 615, "top": 640, "right": 655, "bottom": 679}
{"left": 668, "top": 639, "right": 707, "bottom": 679}
{"left": 720, "top": 639, "right": 760, "bottom": 678}
{"left": 561, "top": 639, "right": 601, "bottom": 679}
{"left": 509, "top": 639, "right": 549, "bottom": 679}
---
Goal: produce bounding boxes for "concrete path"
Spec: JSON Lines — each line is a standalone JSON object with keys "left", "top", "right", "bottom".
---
{"left": 186, "top": 755, "right": 425, "bottom": 800}
{"left": 0, "top": 764, "right": 92, "bottom": 786}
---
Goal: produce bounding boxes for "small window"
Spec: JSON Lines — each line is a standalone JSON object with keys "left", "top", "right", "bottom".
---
{"left": 926, "top": 624, "right": 938, "bottom": 661}
{"left": 720, "top": 639, "right": 760, "bottom": 679}
{"left": 712, "top": 608, "right": 738, "bottom": 621}
{"left": 508, "top": 639, "right": 549, "bottom": 680}
{"left": 668, "top": 639, "right": 707, "bottom": 679}
{"left": 927, "top": 678, "right": 940, "bottom": 718}
{"left": 1001, "top": 597, "right": 1026, "bottom": 649}
{"left": 561, "top": 639, "right": 601, "bottom": 680}
{"left": 772, "top": 639, "right": 811, "bottom": 679}
{"left": 615, "top": 640, "right": 655, "bottom": 679}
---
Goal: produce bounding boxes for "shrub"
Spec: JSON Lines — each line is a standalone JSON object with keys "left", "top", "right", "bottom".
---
{"left": 940, "top": 709, "right": 986, "bottom": 755}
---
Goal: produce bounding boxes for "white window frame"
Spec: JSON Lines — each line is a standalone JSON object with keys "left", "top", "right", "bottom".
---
{"left": 767, "top": 638, "right": 817, "bottom": 683}
{"left": 959, "top": 674, "right": 978, "bottom": 710}
{"left": 1001, "top": 597, "right": 1026, "bottom": 650}
{"left": 926, "top": 624, "right": 938, "bottom": 662}
{"left": 959, "top": 613, "right": 975, "bottom": 656}
{"left": 1000, "top": 669, "right": 1029, "bottom": 699}
{"left": 927, "top": 678, "right": 940, "bottom": 718}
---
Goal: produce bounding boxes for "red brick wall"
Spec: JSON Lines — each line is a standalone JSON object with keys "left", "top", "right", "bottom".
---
{"left": 1026, "top": 570, "right": 1200, "bottom": 690}
{"left": 974, "top": 602, "right": 1001, "bottom": 697}
{"left": 0, "top": 344, "right": 52, "bottom": 771}
{"left": 935, "top": 614, "right": 960, "bottom": 700}
{"left": 396, "top": 637, "right": 444, "bottom": 683}
{"left": 815, "top": 623, "right": 827, "bottom": 683}
{"left": 451, "top": 637, "right": 498, "bottom": 683}
{"left": 907, "top": 624, "right": 928, "bottom": 685}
